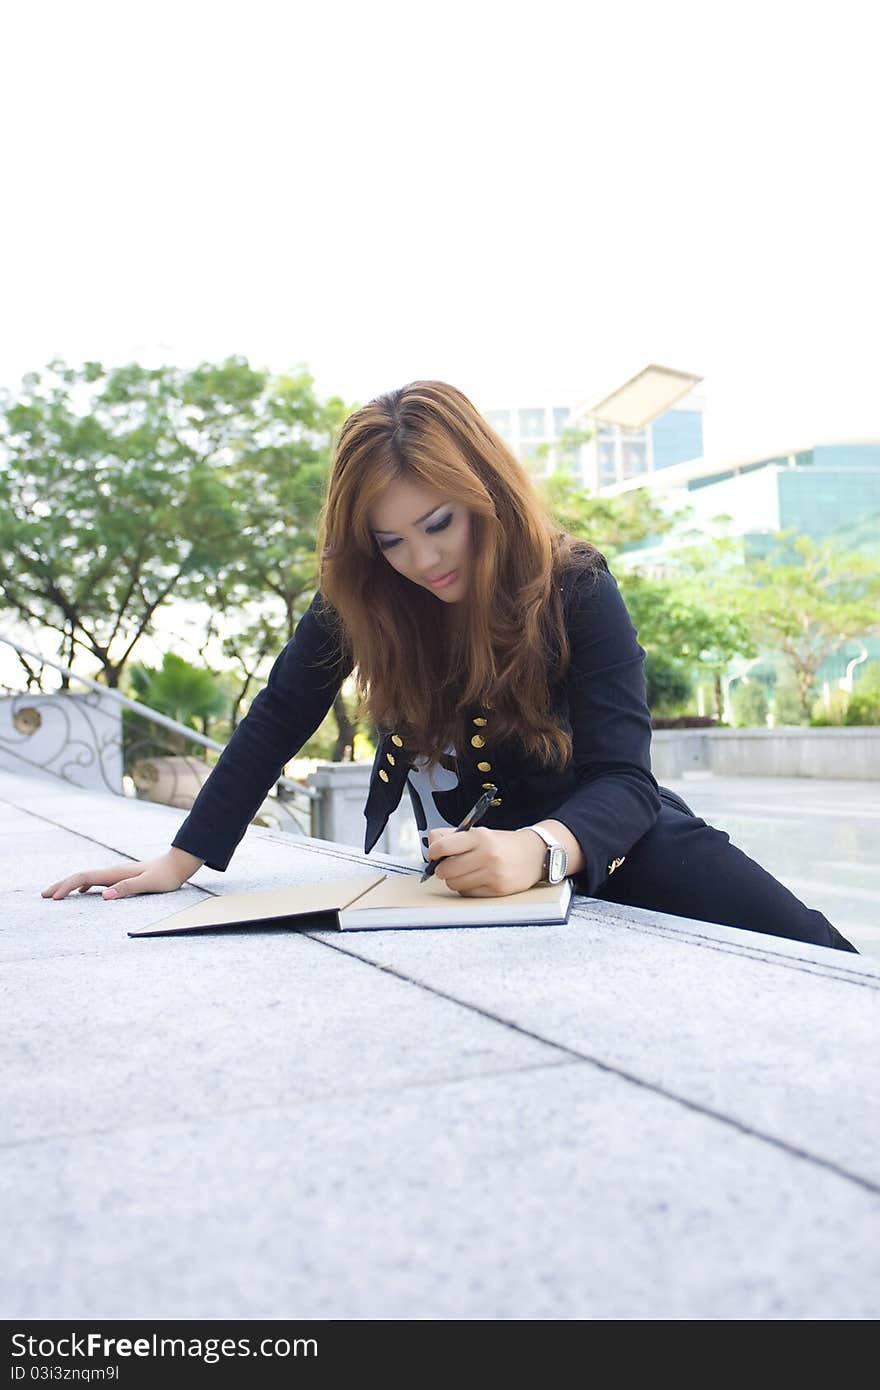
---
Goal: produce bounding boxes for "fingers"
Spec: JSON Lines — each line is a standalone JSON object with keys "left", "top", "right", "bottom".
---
{"left": 41, "top": 864, "right": 141, "bottom": 900}
{"left": 437, "top": 867, "right": 492, "bottom": 896}
{"left": 427, "top": 828, "right": 478, "bottom": 860}
{"left": 101, "top": 872, "right": 149, "bottom": 901}
{"left": 42, "top": 872, "right": 102, "bottom": 900}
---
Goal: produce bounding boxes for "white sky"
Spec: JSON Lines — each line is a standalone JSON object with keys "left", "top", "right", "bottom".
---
{"left": 2, "top": 0, "right": 879, "bottom": 465}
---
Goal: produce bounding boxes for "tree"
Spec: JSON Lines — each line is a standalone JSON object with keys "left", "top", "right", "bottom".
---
{"left": 739, "top": 533, "right": 880, "bottom": 720}
{"left": 636, "top": 535, "right": 757, "bottom": 718}
{"left": 772, "top": 663, "right": 805, "bottom": 725}
{"left": 0, "top": 357, "right": 245, "bottom": 684}
{"left": 0, "top": 357, "right": 350, "bottom": 722}
{"left": 126, "top": 652, "right": 230, "bottom": 739}
{"left": 541, "top": 469, "right": 682, "bottom": 553}
{"left": 121, "top": 652, "right": 232, "bottom": 769}
{"left": 186, "top": 363, "right": 350, "bottom": 641}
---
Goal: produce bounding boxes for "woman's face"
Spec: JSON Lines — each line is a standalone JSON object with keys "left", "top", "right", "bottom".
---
{"left": 367, "top": 476, "right": 472, "bottom": 602}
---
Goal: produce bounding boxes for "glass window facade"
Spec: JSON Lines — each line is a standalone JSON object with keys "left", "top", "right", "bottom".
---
{"left": 622, "top": 440, "right": 647, "bottom": 478}
{"left": 519, "top": 408, "right": 546, "bottom": 439}
{"left": 778, "top": 469, "right": 880, "bottom": 539}
{"left": 812, "top": 444, "right": 880, "bottom": 471}
{"left": 599, "top": 440, "right": 617, "bottom": 485}
{"left": 650, "top": 408, "right": 704, "bottom": 470}
{"left": 688, "top": 469, "right": 735, "bottom": 490}
{"left": 484, "top": 410, "right": 511, "bottom": 437}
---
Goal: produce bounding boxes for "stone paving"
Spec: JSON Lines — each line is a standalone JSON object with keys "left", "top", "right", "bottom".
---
{"left": 2, "top": 767, "right": 878, "bottom": 1320}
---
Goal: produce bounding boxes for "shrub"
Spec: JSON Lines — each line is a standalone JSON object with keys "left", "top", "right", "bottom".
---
{"left": 846, "top": 663, "right": 880, "bottom": 725}
{"left": 730, "top": 680, "right": 769, "bottom": 727}
{"left": 773, "top": 663, "right": 808, "bottom": 725}
{"left": 810, "top": 689, "right": 849, "bottom": 726}
{"left": 645, "top": 652, "right": 693, "bottom": 717}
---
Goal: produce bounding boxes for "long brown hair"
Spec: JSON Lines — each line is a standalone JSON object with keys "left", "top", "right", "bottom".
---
{"left": 316, "top": 381, "right": 603, "bottom": 770}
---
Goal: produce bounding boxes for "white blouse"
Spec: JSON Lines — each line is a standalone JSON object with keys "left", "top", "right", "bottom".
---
{"left": 405, "top": 746, "right": 461, "bottom": 862}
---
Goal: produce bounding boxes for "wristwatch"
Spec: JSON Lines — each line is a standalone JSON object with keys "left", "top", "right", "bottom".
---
{"left": 524, "top": 824, "right": 569, "bottom": 885}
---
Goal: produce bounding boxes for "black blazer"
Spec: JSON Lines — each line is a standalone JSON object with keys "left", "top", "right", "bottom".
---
{"left": 171, "top": 559, "right": 662, "bottom": 899}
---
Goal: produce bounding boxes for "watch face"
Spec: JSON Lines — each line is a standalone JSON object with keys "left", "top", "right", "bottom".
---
{"left": 548, "top": 845, "right": 567, "bottom": 883}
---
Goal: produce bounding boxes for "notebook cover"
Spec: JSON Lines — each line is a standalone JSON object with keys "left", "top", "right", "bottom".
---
{"left": 128, "top": 873, "right": 387, "bottom": 937}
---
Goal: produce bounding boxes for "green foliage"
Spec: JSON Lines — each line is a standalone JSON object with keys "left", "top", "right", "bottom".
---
{"left": 541, "top": 472, "right": 681, "bottom": 555}
{"left": 126, "top": 652, "right": 229, "bottom": 728}
{"left": 809, "top": 666, "right": 880, "bottom": 726}
{"left": 297, "top": 702, "right": 351, "bottom": 762}
{"left": 730, "top": 679, "right": 769, "bottom": 727}
{"left": 120, "top": 652, "right": 231, "bottom": 769}
{"left": 845, "top": 663, "right": 880, "bottom": 725}
{"left": 541, "top": 484, "right": 879, "bottom": 734}
{"left": 772, "top": 663, "right": 807, "bottom": 725}
{"left": 810, "top": 689, "right": 850, "bottom": 726}
{"left": 0, "top": 356, "right": 350, "bottom": 689}
{"left": 644, "top": 651, "right": 693, "bottom": 716}
{"left": 738, "top": 531, "right": 880, "bottom": 721}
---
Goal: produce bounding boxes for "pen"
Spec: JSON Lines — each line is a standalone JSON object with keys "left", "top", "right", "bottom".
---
{"left": 419, "top": 785, "right": 498, "bottom": 883}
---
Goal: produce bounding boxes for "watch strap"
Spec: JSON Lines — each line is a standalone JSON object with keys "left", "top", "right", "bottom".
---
{"left": 524, "top": 824, "right": 568, "bottom": 883}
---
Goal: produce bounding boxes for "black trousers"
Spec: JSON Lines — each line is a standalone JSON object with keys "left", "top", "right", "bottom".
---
{"left": 592, "top": 787, "right": 859, "bottom": 954}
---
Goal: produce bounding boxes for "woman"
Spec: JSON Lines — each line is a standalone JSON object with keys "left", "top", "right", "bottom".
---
{"left": 43, "top": 381, "right": 858, "bottom": 953}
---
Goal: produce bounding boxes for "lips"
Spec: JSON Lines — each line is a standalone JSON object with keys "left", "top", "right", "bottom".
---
{"left": 427, "top": 570, "right": 457, "bottom": 586}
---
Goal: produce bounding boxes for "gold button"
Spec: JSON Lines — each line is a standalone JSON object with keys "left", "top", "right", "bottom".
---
{"left": 470, "top": 734, "right": 485, "bottom": 748}
{"left": 473, "top": 716, "right": 488, "bottom": 726}
{"left": 490, "top": 798, "right": 502, "bottom": 807}
{"left": 379, "top": 769, "right": 389, "bottom": 783}
{"left": 477, "top": 761, "right": 492, "bottom": 772}
{"left": 482, "top": 782, "right": 495, "bottom": 790}
{"left": 391, "top": 734, "right": 403, "bottom": 747}
{"left": 386, "top": 753, "right": 395, "bottom": 765}
{"left": 608, "top": 856, "right": 625, "bottom": 875}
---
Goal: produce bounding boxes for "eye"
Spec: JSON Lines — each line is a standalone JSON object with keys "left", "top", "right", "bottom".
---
{"left": 377, "top": 512, "right": 453, "bottom": 551}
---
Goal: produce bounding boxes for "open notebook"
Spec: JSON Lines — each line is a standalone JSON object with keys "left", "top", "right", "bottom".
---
{"left": 128, "top": 871, "right": 574, "bottom": 936}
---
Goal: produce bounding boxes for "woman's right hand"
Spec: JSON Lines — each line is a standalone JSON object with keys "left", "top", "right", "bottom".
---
{"left": 42, "top": 847, "right": 206, "bottom": 901}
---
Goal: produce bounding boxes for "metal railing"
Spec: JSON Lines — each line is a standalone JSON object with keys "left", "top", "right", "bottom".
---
{"left": 0, "top": 632, "right": 317, "bottom": 836}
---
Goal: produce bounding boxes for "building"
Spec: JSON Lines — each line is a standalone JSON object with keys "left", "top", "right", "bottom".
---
{"left": 481, "top": 371, "right": 880, "bottom": 700}
{"left": 603, "top": 439, "right": 880, "bottom": 696}
{"left": 603, "top": 440, "right": 880, "bottom": 559}
{"left": 480, "top": 389, "right": 706, "bottom": 490}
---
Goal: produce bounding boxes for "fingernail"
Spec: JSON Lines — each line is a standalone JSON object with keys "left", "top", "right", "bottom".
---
{"left": 103, "top": 888, "right": 119, "bottom": 900}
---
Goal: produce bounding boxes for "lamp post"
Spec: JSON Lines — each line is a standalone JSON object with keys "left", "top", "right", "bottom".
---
{"left": 723, "top": 657, "right": 765, "bottom": 725}
{"left": 840, "top": 644, "right": 868, "bottom": 694}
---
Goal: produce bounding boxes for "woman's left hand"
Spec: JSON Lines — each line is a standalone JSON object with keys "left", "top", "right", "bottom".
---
{"left": 425, "top": 826, "right": 546, "bottom": 896}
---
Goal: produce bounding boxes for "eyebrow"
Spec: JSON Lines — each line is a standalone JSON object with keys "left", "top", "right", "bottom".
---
{"left": 370, "top": 503, "right": 449, "bottom": 535}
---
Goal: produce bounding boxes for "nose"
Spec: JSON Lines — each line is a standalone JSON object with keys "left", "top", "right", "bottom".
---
{"left": 411, "top": 535, "right": 445, "bottom": 576}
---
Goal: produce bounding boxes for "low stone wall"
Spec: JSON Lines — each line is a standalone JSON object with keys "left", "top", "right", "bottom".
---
{"left": 651, "top": 726, "right": 880, "bottom": 780}
{"left": 308, "top": 759, "right": 375, "bottom": 848}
